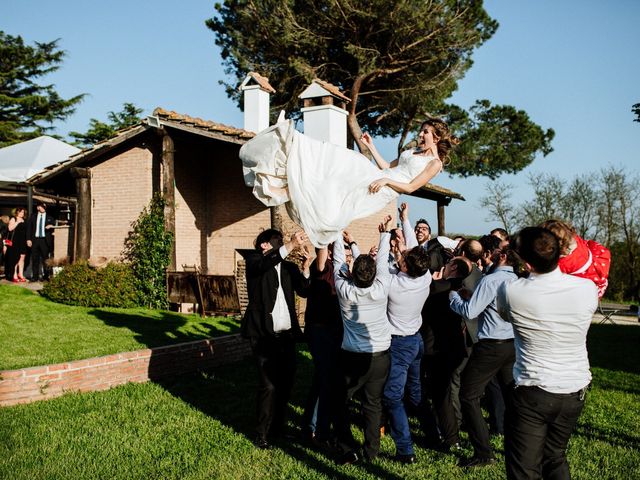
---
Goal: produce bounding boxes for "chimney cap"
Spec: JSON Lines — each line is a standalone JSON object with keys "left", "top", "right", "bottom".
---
{"left": 240, "top": 72, "right": 276, "bottom": 93}
{"left": 299, "top": 79, "right": 351, "bottom": 103}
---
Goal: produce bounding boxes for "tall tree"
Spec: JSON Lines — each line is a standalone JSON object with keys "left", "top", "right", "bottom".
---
{"left": 633, "top": 102, "right": 640, "bottom": 122}
{"left": 208, "top": 0, "right": 554, "bottom": 177}
{"left": 479, "top": 180, "right": 516, "bottom": 233}
{"left": 0, "top": 31, "right": 84, "bottom": 147}
{"left": 69, "top": 102, "right": 143, "bottom": 147}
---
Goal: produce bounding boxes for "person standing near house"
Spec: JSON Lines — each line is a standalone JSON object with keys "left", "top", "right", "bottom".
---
{"left": 6, "top": 207, "right": 28, "bottom": 282}
{"left": 26, "top": 201, "right": 55, "bottom": 282}
{"left": 242, "top": 229, "right": 312, "bottom": 449}
{"left": 498, "top": 227, "right": 598, "bottom": 479}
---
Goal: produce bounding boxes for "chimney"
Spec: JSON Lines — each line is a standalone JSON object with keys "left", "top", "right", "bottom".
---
{"left": 240, "top": 72, "right": 276, "bottom": 133}
{"left": 299, "top": 79, "right": 351, "bottom": 147}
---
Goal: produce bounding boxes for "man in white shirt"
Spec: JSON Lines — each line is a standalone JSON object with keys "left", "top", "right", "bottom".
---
{"left": 242, "top": 229, "right": 311, "bottom": 449}
{"left": 383, "top": 203, "right": 432, "bottom": 464}
{"left": 332, "top": 217, "right": 393, "bottom": 464}
{"left": 498, "top": 227, "right": 598, "bottom": 480}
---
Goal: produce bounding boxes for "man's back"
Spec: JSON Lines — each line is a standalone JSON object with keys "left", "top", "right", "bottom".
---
{"left": 500, "top": 268, "right": 597, "bottom": 393}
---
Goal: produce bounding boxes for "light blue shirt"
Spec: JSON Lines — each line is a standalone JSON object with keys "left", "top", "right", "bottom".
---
{"left": 334, "top": 232, "right": 392, "bottom": 353}
{"left": 449, "top": 265, "right": 516, "bottom": 340}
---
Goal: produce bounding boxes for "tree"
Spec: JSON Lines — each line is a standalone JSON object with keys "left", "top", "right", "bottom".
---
{"left": 208, "top": 0, "right": 554, "bottom": 177}
{"left": 0, "top": 31, "right": 84, "bottom": 147}
{"left": 633, "top": 102, "right": 640, "bottom": 122}
{"left": 69, "top": 102, "right": 143, "bottom": 147}
{"left": 479, "top": 180, "right": 516, "bottom": 233}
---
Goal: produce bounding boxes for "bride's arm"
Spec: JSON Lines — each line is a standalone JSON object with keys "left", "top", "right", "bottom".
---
{"left": 360, "top": 132, "right": 399, "bottom": 169}
{"left": 368, "top": 158, "right": 442, "bottom": 194}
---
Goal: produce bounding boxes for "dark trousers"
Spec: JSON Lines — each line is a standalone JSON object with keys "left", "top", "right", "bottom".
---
{"left": 423, "top": 352, "right": 466, "bottom": 446}
{"left": 485, "top": 375, "right": 506, "bottom": 435}
{"left": 506, "top": 385, "right": 586, "bottom": 480}
{"left": 335, "top": 349, "right": 390, "bottom": 459}
{"left": 31, "top": 237, "right": 50, "bottom": 280}
{"left": 250, "top": 334, "right": 297, "bottom": 439}
{"left": 383, "top": 333, "right": 423, "bottom": 455}
{"left": 460, "top": 339, "right": 515, "bottom": 459}
{"left": 303, "top": 324, "right": 341, "bottom": 439}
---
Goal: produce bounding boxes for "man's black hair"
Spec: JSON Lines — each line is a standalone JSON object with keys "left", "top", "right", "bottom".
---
{"left": 352, "top": 255, "right": 376, "bottom": 288}
{"left": 414, "top": 219, "right": 431, "bottom": 232}
{"left": 254, "top": 228, "right": 282, "bottom": 250}
{"left": 513, "top": 227, "right": 559, "bottom": 274}
{"left": 404, "top": 246, "right": 431, "bottom": 278}
{"left": 479, "top": 234, "right": 501, "bottom": 253}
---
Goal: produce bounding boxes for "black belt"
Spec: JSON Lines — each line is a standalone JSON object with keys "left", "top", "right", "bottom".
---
{"left": 479, "top": 338, "right": 514, "bottom": 344}
{"left": 392, "top": 332, "right": 420, "bottom": 338}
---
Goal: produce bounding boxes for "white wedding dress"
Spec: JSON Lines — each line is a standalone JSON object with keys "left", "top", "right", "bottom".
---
{"left": 240, "top": 120, "right": 437, "bottom": 247}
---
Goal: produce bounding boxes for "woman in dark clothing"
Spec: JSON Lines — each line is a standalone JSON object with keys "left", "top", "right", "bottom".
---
{"left": 6, "top": 207, "right": 28, "bottom": 282}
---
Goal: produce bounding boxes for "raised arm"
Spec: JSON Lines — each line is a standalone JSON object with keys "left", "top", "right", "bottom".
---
{"left": 360, "top": 132, "right": 399, "bottom": 170}
{"left": 399, "top": 202, "right": 418, "bottom": 248}
{"left": 376, "top": 216, "right": 393, "bottom": 282}
{"left": 369, "top": 157, "right": 442, "bottom": 195}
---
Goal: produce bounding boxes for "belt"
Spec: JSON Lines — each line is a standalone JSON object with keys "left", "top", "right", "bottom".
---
{"left": 479, "top": 338, "right": 514, "bottom": 344}
{"left": 391, "top": 332, "right": 420, "bottom": 338}
{"left": 342, "top": 348, "right": 390, "bottom": 357}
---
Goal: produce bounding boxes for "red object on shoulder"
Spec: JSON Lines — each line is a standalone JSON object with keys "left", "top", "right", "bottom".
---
{"left": 557, "top": 235, "right": 611, "bottom": 298}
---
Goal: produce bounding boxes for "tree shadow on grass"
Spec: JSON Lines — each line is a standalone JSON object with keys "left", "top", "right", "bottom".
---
{"left": 154, "top": 345, "right": 403, "bottom": 480}
{"left": 587, "top": 324, "right": 640, "bottom": 375}
{"left": 87, "top": 309, "right": 239, "bottom": 348}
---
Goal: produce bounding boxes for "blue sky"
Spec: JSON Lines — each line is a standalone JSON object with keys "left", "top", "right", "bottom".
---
{"left": 3, "top": 0, "right": 639, "bottom": 235}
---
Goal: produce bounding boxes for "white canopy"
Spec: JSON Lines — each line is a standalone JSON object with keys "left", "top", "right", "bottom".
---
{"left": 0, "top": 136, "right": 80, "bottom": 184}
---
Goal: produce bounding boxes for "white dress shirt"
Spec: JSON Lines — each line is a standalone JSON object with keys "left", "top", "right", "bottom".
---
{"left": 334, "top": 232, "right": 392, "bottom": 353}
{"left": 497, "top": 267, "right": 598, "bottom": 394}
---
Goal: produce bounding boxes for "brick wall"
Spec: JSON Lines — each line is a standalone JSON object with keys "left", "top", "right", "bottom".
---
{"left": 91, "top": 146, "right": 153, "bottom": 259}
{"left": 0, "top": 334, "right": 252, "bottom": 407}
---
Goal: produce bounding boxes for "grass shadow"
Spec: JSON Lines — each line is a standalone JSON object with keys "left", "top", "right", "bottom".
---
{"left": 87, "top": 309, "right": 239, "bottom": 348}
{"left": 587, "top": 324, "right": 640, "bottom": 375}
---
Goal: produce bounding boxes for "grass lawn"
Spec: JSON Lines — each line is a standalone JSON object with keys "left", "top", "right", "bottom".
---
{"left": 0, "top": 284, "right": 239, "bottom": 370}
{"left": 1, "top": 323, "right": 639, "bottom": 479}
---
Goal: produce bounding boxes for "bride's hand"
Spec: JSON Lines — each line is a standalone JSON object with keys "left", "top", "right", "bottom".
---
{"left": 368, "top": 178, "right": 389, "bottom": 194}
{"left": 360, "top": 132, "right": 373, "bottom": 149}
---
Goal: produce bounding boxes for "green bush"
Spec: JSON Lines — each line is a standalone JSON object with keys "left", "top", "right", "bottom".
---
{"left": 123, "top": 194, "right": 173, "bottom": 309}
{"left": 41, "top": 261, "right": 138, "bottom": 308}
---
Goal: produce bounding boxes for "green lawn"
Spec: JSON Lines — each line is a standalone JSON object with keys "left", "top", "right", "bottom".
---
{"left": 1, "top": 323, "right": 638, "bottom": 479}
{"left": 0, "top": 284, "right": 239, "bottom": 370}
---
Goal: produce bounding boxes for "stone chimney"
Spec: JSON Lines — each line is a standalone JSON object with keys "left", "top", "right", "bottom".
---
{"left": 299, "top": 79, "right": 351, "bottom": 147}
{"left": 240, "top": 72, "right": 276, "bottom": 133}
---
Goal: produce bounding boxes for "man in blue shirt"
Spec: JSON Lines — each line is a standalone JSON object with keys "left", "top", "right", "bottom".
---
{"left": 449, "top": 246, "right": 520, "bottom": 467}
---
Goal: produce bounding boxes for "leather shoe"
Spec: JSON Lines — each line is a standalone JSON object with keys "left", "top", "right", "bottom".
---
{"left": 253, "top": 436, "right": 270, "bottom": 449}
{"left": 336, "top": 450, "right": 360, "bottom": 465}
{"left": 459, "top": 456, "right": 497, "bottom": 468}
{"left": 392, "top": 453, "right": 416, "bottom": 464}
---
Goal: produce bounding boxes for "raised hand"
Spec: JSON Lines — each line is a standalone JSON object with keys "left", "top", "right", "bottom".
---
{"left": 398, "top": 202, "right": 409, "bottom": 222}
{"left": 378, "top": 215, "right": 393, "bottom": 233}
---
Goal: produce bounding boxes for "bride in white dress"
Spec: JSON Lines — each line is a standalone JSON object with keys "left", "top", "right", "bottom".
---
{"left": 240, "top": 117, "right": 458, "bottom": 247}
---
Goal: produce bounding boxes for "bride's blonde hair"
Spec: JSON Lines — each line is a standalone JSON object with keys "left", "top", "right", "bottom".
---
{"left": 421, "top": 118, "right": 460, "bottom": 166}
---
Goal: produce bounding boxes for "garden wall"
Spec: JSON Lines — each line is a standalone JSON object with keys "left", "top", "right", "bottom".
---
{"left": 0, "top": 334, "right": 251, "bottom": 407}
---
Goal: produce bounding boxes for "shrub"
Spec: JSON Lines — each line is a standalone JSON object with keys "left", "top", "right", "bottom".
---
{"left": 123, "top": 194, "right": 173, "bottom": 309}
{"left": 41, "top": 261, "right": 138, "bottom": 308}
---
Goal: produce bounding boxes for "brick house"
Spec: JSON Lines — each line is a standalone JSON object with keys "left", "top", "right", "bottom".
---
{"left": 28, "top": 75, "right": 463, "bottom": 303}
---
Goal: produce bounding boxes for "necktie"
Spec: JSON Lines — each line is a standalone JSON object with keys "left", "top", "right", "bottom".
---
{"left": 38, "top": 214, "right": 44, "bottom": 237}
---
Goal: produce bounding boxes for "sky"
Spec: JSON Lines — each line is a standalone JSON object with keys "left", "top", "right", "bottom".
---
{"left": 2, "top": 0, "right": 639, "bottom": 235}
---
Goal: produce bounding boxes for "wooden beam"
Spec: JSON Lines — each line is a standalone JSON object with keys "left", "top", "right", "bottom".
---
{"left": 437, "top": 199, "right": 446, "bottom": 237}
{"left": 70, "top": 167, "right": 91, "bottom": 260}
{"left": 162, "top": 130, "right": 177, "bottom": 271}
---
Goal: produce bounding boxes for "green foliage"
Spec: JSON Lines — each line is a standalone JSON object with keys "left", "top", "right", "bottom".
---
{"left": 69, "top": 102, "right": 143, "bottom": 147}
{"left": 124, "top": 194, "right": 173, "bottom": 309}
{"left": 0, "top": 31, "right": 85, "bottom": 147}
{"left": 207, "top": 1, "right": 553, "bottom": 177}
{"left": 41, "top": 261, "right": 138, "bottom": 308}
{"left": 633, "top": 102, "right": 639, "bottom": 122}
{"left": 444, "top": 101, "right": 555, "bottom": 179}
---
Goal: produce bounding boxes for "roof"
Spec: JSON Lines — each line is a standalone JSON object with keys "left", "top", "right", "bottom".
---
{"left": 299, "top": 79, "right": 351, "bottom": 103}
{"left": 28, "top": 108, "right": 256, "bottom": 185}
{"left": 240, "top": 72, "right": 276, "bottom": 93}
{"left": 0, "top": 136, "right": 80, "bottom": 184}
{"left": 416, "top": 183, "right": 465, "bottom": 202}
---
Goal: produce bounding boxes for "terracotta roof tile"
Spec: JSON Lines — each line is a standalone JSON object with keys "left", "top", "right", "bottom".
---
{"left": 313, "top": 79, "right": 351, "bottom": 103}
{"left": 152, "top": 108, "right": 255, "bottom": 139}
{"left": 247, "top": 72, "right": 276, "bottom": 93}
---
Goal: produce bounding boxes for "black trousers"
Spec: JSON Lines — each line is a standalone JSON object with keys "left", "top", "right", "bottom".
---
{"left": 250, "top": 334, "right": 297, "bottom": 439}
{"left": 31, "top": 237, "right": 50, "bottom": 280}
{"left": 335, "top": 349, "right": 390, "bottom": 459}
{"left": 460, "top": 339, "right": 515, "bottom": 459}
{"left": 505, "top": 385, "right": 586, "bottom": 480}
